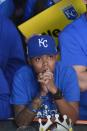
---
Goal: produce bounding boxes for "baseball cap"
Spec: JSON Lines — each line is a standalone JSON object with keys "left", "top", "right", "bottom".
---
{"left": 27, "top": 35, "right": 58, "bottom": 58}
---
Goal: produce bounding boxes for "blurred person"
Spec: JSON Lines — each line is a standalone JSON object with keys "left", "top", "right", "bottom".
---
{"left": 59, "top": 0, "right": 87, "bottom": 120}
{"left": 0, "top": 14, "right": 25, "bottom": 119}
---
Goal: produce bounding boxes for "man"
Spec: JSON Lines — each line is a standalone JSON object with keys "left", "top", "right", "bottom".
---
{"left": 59, "top": 0, "right": 87, "bottom": 120}
{"left": 10, "top": 35, "right": 79, "bottom": 128}
{"left": 0, "top": 15, "right": 25, "bottom": 119}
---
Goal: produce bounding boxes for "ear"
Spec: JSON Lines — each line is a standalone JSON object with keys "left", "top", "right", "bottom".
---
{"left": 27, "top": 58, "right": 32, "bottom": 65}
{"left": 83, "top": 0, "right": 87, "bottom": 4}
{"left": 55, "top": 55, "right": 58, "bottom": 60}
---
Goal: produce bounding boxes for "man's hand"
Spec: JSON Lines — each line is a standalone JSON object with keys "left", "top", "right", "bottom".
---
{"left": 38, "top": 70, "right": 57, "bottom": 95}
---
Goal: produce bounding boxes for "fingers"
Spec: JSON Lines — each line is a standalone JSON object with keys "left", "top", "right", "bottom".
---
{"left": 38, "top": 71, "right": 53, "bottom": 84}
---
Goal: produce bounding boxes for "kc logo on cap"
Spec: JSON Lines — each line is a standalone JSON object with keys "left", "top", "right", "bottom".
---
{"left": 38, "top": 38, "right": 48, "bottom": 48}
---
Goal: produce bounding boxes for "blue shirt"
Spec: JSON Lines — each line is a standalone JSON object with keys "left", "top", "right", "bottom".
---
{"left": 59, "top": 14, "right": 87, "bottom": 66}
{"left": 11, "top": 62, "right": 80, "bottom": 118}
{"left": 59, "top": 13, "right": 87, "bottom": 120}
{"left": 0, "top": 0, "right": 14, "bottom": 17}
{"left": 0, "top": 15, "right": 25, "bottom": 119}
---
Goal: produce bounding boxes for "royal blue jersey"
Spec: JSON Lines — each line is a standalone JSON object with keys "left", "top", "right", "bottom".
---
{"left": 11, "top": 62, "right": 80, "bottom": 119}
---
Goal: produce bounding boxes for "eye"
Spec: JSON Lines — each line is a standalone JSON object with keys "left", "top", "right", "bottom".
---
{"left": 49, "top": 55, "right": 54, "bottom": 59}
{"left": 34, "top": 57, "right": 41, "bottom": 62}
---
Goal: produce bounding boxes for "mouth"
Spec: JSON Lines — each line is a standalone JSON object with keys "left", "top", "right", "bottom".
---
{"left": 42, "top": 68, "right": 50, "bottom": 73}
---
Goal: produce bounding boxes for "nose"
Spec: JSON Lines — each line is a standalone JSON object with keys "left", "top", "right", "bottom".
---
{"left": 42, "top": 56, "right": 48, "bottom": 71}
{"left": 43, "top": 61, "right": 48, "bottom": 66}
{"left": 42, "top": 56, "right": 48, "bottom": 65}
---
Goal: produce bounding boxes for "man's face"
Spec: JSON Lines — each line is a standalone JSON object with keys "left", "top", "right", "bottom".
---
{"left": 30, "top": 55, "right": 57, "bottom": 74}
{"left": 83, "top": 0, "right": 87, "bottom": 4}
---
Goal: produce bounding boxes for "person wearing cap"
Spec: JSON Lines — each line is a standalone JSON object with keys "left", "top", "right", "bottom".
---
{"left": 10, "top": 34, "right": 79, "bottom": 127}
{"left": 58, "top": 0, "right": 87, "bottom": 120}
{"left": 0, "top": 15, "right": 25, "bottom": 120}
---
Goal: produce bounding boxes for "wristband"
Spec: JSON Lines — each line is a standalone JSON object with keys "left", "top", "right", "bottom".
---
{"left": 53, "top": 89, "right": 63, "bottom": 100}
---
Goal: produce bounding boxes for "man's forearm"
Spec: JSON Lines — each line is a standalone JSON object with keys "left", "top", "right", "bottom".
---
{"left": 78, "top": 71, "right": 87, "bottom": 91}
{"left": 55, "top": 98, "right": 79, "bottom": 123}
{"left": 15, "top": 97, "right": 42, "bottom": 127}
{"left": 15, "top": 107, "right": 36, "bottom": 127}
{"left": 73, "top": 66, "right": 87, "bottom": 91}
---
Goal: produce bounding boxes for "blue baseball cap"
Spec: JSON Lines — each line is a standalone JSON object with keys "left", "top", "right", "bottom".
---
{"left": 27, "top": 35, "right": 58, "bottom": 58}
